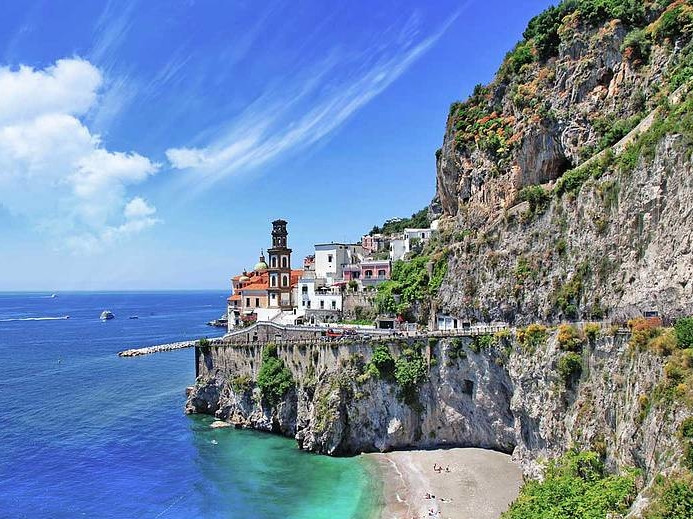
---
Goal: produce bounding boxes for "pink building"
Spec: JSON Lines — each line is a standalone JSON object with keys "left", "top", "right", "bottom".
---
{"left": 342, "top": 264, "right": 361, "bottom": 281}
{"left": 360, "top": 260, "right": 390, "bottom": 281}
{"left": 361, "top": 234, "right": 387, "bottom": 253}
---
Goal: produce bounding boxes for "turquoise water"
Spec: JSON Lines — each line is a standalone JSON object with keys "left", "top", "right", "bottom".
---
{"left": 0, "top": 292, "right": 378, "bottom": 518}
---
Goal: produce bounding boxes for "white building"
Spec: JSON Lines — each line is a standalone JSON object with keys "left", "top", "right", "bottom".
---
{"left": 314, "top": 243, "right": 365, "bottom": 284}
{"left": 295, "top": 277, "right": 342, "bottom": 324}
{"left": 389, "top": 238, "right": 408, "bottom": 261}
{"left": 389, "top": 227, "right": 436, "bottom": 261}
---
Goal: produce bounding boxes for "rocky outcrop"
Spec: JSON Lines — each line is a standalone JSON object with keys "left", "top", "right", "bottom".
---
{"left": 431, "top": 3, "right": 693, "bottom": 324}
{"left": 186, "top": 333, "right": 690, "bottom": 483}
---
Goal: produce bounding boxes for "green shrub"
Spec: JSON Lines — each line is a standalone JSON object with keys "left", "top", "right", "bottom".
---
{"left": 652, "top": 2, "right": 693, "bottom": 43}
{"left": 257, "top": 344, "right": 294, "bottom": 406}
{"left": 375, "top": 252, "right": 449, "bottom": 317}
{"left": 675, "top": 317, "right": 693, "bottom": 349}
{"left": 503, "top": 40, "right": 535, "bottom": 75}
{"left": 367, "top": 345, "right": 396, "bottom": 380}
{"left": 554, "top": 151, "right": 614, "bottom": 197}
{"left": 558, "top": 352, "right": 583, "bottom": 382}
{"left": 680, "top": 417, "right": 693, "bottom": 439}
{"left": 448, "top": 337, "right": 466, "bottom": 362}
{"left": 622, "top": 28, "right": 652, "bottom": 63}
{"left": 584, "top": 323, "right": 601, "bottom": 341}
{"left": 669, "top": 43, "right": 693, "bottom": 89}
{"left": 517, "top": 324, "right": 548, "bottom": 352}
{"left": 502, "top": 449, "right": 637, "bottom": 519}
{"left": 557, "top": 324, "right": 584, "bottom": 351}
{"left": 593, "top": 113, "right": 643, "bottom": 150}
{"left": 231, "top": 374, "right": 252, "bottom": 393}
{"left": 394, "top": 350, "right": 428, "bottom": 406}
{"left": 685, "top": 442, "right": 693, "bottom": 470}
{"left": 643, "top": 473, "right": 693, "bottom": 519}
{"left": 519, "top": 185, "right": 551, "bottom": 214}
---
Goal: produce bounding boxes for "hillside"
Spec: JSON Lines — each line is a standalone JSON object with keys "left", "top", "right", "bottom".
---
{"left": 431, "top": 0, "right": 693, "bottom": 325}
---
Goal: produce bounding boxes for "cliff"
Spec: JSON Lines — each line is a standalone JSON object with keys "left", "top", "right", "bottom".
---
{"left": 186, "top": 326, "right": 691, "bottom": 489}
{"left": 431, "top": 0, "right": 693, "bottom": 324}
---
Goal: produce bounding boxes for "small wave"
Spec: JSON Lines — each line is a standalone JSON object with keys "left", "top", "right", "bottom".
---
{"left": 0, "top": 316, "right": 70, "bottom": 322}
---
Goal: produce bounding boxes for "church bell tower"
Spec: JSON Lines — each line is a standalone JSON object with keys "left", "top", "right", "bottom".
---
{"left": 267, "top": 219, "right": 292, "bottom": 309}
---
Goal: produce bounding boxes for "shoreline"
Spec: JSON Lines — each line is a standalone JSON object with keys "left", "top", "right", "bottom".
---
{"left": 362, "top": 447, "right": 523, "bottom": 519}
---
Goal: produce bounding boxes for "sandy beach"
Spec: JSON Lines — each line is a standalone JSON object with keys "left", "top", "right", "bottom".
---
{"left": 364, "top": 448, "right": 523, "bottom": 519}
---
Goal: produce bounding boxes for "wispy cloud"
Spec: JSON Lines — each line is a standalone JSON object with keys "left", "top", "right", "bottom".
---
{"left": 89, "top": 0, "right": 139, "bottom": 66}
{"left": 166, "top": 9, "right": 462, "bottom": 191}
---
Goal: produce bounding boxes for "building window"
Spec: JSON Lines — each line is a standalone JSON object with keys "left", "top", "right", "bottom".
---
{"left": 320, "top": 300, "right": 325, "bottom": 309}
{"left": 271, "top": 276, "right": 277, "bottom": 287}
{"left": 307, "top": 300, "right": 311, "bottom": 308}
{"left": 302, "top": 286, "right": 308, "bottom": 294}
{"left": 331, "top": 300, "right": 336, "bottom": 310}
{"left": 328, "top": 254, "right": 333, "bottom": 263}
{"left": 365, "top": 270, "right": 373, "bottom": 278}
{"left": 282, "top": 275, "right": 288, "bottom": 287}
{"left": 378, "top": 269, "right": 386, "bottom": 278}
{"left": 246, "top": 298, "right": 250, "bottom": 307}
{"left": 281, "top": 256, "right": 288, "bottom": 268}
{"left": 271, "top": 256, "right": 277, "bottom": 268}
{"left": 255, "top": 298, "right": 260, "bottom": 307}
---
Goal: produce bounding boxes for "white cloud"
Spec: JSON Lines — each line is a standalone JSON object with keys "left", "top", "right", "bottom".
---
{"left": 123, "top": 196, "right": 157, "bottom": 219}
{"left": 0, "top": 58, "right": 160, "bottom": 252}
{"left": 0, "top": 59, "right": 101, "bottom": 125}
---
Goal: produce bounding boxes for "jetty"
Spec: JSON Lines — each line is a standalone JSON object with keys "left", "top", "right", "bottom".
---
{"left": 117, "top": 337, "right": 225, "bottom": 357}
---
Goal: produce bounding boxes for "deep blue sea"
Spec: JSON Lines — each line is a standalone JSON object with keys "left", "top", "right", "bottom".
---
{"left": 0, "top": 292, "right": 377, "bottom": 519}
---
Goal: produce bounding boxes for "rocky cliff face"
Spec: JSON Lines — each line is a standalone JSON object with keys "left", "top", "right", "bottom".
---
{"left": 431, "top": 1, "right": 693, "bottom": 324}
{"left": 186, "top": 332, "right": 691, "bottom": 485}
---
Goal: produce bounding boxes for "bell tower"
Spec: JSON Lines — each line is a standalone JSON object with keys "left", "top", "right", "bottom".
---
{"left": 267, "top": 219, "right": 292, "bottom": 309}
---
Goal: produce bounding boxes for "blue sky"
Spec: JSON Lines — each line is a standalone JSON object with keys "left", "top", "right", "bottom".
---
{"left": 0, "top": 0, "right": 553, "bottom": 291}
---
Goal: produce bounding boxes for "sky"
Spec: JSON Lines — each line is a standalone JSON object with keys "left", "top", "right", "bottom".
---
{"left": 0, "top": 0, "right": 554, "bottom": 291}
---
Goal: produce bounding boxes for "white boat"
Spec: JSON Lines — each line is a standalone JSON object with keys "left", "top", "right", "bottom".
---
{"left": 100, "top": 310, "right": 115, "bottom": 321}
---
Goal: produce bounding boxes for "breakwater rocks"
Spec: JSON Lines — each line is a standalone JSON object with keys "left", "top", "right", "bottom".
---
{"left": 118, "top": 338, "right": 224, "bottom": 357}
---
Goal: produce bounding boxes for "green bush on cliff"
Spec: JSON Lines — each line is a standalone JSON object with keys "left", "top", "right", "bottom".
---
{"left": 517, "top": 324, "right": 548, "bottom": 353}
{"left": 375, "top": 253, "right": 449, "bottom": 318}
{"left": 502, "top": 449, "right": 638, "bottom": 519}
{"left": 643, "top": 473, "right": 693, "bottom": 519}
{"left": 519, "top": 185, "right": 551, "bottom": 214}
{"left": 520, "top": 0, "right": 645, "bottom": 61}
{"left": 394, "top": 348, "right": 428, "bottom": 406}
{"left": 558, "top": 352, "right": 583, "bottom": 382}
{"left": 675, "top": 317, "right": 693, "bottom": 349}
{"left": 257, "top": 344, "right": 294, "bottom": 406}
{"left": 366, "top": 345, "right": 396, "bottom": 380}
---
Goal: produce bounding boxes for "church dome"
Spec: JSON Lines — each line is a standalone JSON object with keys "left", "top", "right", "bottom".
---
{"left": 254, "top": 251, "right": 268, "bottom": 272}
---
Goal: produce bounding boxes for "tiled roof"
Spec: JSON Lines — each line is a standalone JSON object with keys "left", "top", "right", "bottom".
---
{"left": 242, "top": 282, "right": 268, "bottom": 291}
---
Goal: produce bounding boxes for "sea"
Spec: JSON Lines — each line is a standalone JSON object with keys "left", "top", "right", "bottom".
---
{"left": 0, "top": 291, "right": 379, "bottom": 519}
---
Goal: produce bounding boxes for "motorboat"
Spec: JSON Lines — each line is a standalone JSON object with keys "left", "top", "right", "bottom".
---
{"left": 100, "top": 310, "right": 115, "bottom": 321}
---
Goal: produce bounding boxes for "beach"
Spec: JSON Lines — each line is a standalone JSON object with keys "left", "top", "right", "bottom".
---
{"left": 365, "top": 448, "right": 523, "bottom": 519}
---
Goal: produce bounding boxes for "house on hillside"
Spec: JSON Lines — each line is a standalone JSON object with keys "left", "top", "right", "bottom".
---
{"left": 389, "top": 227, "right": 436, "bottom": 261}
{"left": 314, "top": 242, "right": 365, "bottom": 285}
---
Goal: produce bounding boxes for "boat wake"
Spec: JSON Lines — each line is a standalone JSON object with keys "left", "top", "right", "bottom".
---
{"left": 0, "top": 316, "right": 70, "bottom": 322}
